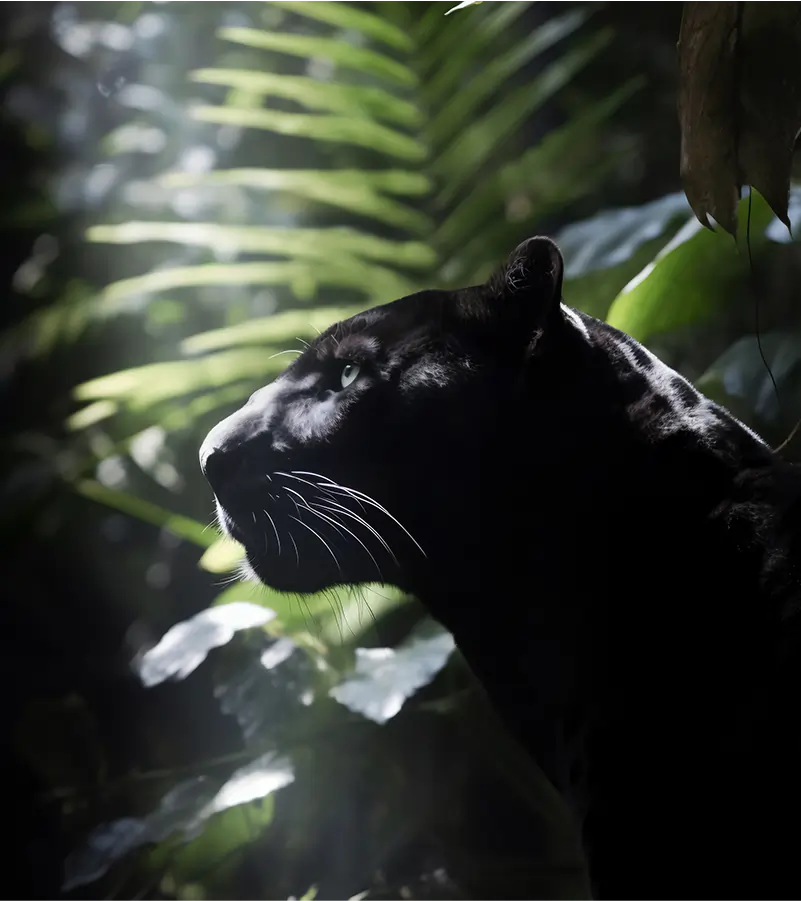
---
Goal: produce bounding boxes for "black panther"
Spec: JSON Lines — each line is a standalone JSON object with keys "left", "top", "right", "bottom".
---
{"left": 200, "top": 237, "right": 801, "bottom": 899}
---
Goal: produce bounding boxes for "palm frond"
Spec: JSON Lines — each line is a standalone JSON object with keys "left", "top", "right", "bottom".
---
{"left": 21, "top": 2, "right": 640, "bottom": 378}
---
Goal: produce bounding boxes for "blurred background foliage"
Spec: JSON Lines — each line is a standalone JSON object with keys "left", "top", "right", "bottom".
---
{"left": 1, "top": 2, "right": 799, "bottom": 899}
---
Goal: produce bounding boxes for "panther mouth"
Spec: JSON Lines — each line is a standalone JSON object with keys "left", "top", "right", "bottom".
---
{"left": 209, "top": 469, "right": 426, "bottom": 595}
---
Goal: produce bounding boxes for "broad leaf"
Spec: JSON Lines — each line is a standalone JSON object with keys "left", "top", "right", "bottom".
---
{"left": 697, "top": 330, "right": 801, "bottom": 424}
{"left": 606, "top": 189, "right": 777, "bottom": 343}
{"left": 329, "top": 622, "right": 456, "bottom": 724}
{"left": 63, "top": 753, "right": 293, "bottom": 891}
{"left": 136, "top": 602, "right": 276, "bottom": 687}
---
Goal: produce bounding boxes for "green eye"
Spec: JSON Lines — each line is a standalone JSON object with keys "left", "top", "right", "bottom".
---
{"left": 340, "top": 362, "right": 361, "bottom": 389}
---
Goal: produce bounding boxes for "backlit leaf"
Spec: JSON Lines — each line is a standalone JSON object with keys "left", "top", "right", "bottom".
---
{"left": 217, "top": 26, "right": 417, "bottom": 87}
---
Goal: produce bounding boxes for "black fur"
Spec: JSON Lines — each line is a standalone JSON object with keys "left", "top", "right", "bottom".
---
{"left": 200, "top": 237, "right": 801, "bottom": 899}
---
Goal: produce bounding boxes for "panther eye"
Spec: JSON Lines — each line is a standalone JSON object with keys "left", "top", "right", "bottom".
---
{"left": 340, "top": 362, "right": 361, "bottom": 389}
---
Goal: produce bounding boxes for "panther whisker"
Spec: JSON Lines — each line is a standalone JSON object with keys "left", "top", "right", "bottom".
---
{"left": 275, "top": 473, "right": 387, "bottom": 579}
{"left": 282, "top": 485, "right": 315, "bottom": 512}
{"left": 276, "top": 470, "right": 364, "bottom": 510}
{"left": 275, "top": 471, "right": 332, "bottom": 492}
{"left": 322, "top": 585, "right": 346, "bottom": 640}
{"left": 332, "top": 487, "right": 425, "bottom": 558}
{"left": 313, "top": 500, "right": 398, "bottom": 567}
{"left": 201, "top": 516, "right": 220, "bottom": 536}
{"left": 214, "top": 570, "right": 245, "bottom": 588}
{"left": 351, "top": 583, "right": 380, "bottom": 634}
{"left": 288, "top": 530, "right": 300, "bottom": 569}
{"left": 277, "top": 471, "right": 399, "bottom": 561}
{"left": 288, "top": 514, "right": 342, "bottom": 575}
{"left": 308, "top": 501, "right": 384, "bottom": 580}
{"left": 276, "top": 471, "right": 368, "bottom": 513}
{"left": 291, "top": 471, "right": 426, "bottom": 558}
{"left": 267, "top": 349, "right": 303, "bottom": 361}
{"left": 263, "top": 508, "right": 282, "bottom": 557}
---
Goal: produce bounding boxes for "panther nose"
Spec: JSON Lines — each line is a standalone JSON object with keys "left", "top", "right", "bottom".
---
{"left": 199, "top": 416, "right": 246, "bottom": 491}
{"left": 199, "top": 431, "right": 231, "bottom": 490}
{"left": 199, "top": 439, "right": 225, "bottom": 487}
{"left": 200, "top": 384, "right": 280, "bottom": 491}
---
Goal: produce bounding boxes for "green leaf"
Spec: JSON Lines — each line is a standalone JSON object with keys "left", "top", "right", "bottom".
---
{"left": 696, "top": 331, "right": 801, "bottom": 423}
{"left": 433, "top": 31, "right": 612, "bottom": 206}
{"left": 217, "top": 26, "right": 417, "bottom": 87}
{"left": 77, "top": 259, "right": 416, "bottom": 320}
{"left": 74, "top": 350, "right": 287, "bottom": 410}
{"left": 190, "top": 69, "right": 421, "bottom": 128}
{"left": 556, "top": 192, "right": 692, "bottom": 278}
{"left": 190, "top": 104, "right": 427, "bottom": 161}
{"left": 65, "top": 399, "right": 119, "bottom": 431}
{"left": 564, "top": 238, "right": 675, "bottom": 323}
{"left": 212, "top": 580, "right": 409, "bottom": 647}
{"left": 213, "top": 580, "right": 329, "bottom": 639}
{"left": 427, "top": 9, "right": 588, "bottom": 147}
{"left": 199, "top": 537, "right": 246, "bottom": 574}
{"left": 63, "top": 753, "right": 293, "bottom": 891}
{"left": 159, "top": 167, "right": 432, "bottom": 197}
{"left": 420, "top": 1, "right": 532, "bottom": 87}
{"left": 87, "top": 223, "right": 436, "bottom": 271}
{"left": 165, "top": 801, "right": 277, "bottom": 897}
{"left": 268, "top": 1, "right": 413, "bottom": 51}
{"left": 318, "top": 585, "right": 411, "bottom": 648}
{"left": 436, "top": 80, "right": 642, "bottom": 275}
{"left": 157, "top": 168, "right": 433, "bottom": 234}
{"left": 606, "top": 190, "right": 777, "bottom": 343}
{"left": 154, "top": 383, "right": 257, "bottom": 434}
{"left": 181, "top": 306, "right": 359, "bottom": 355}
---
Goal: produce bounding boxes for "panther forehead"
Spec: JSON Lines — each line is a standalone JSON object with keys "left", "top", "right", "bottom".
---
{"left": 314, "top": 330, "right": 382, "bottom": 362}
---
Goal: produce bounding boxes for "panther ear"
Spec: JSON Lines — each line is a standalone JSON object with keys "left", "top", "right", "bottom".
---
{"left": 489, "top": 235, "right": 564, "bottom": 320}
